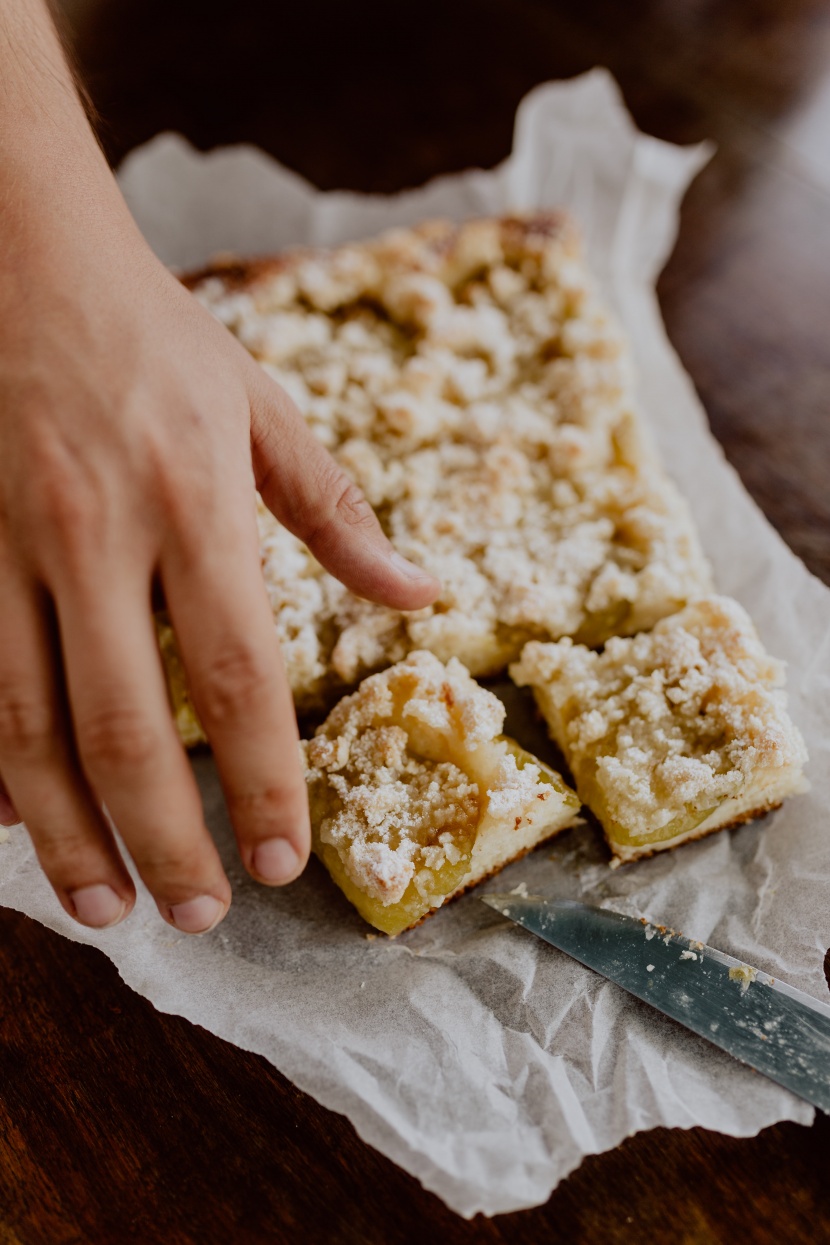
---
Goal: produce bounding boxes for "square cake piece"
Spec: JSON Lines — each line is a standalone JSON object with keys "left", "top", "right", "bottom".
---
{"left": 510, "top": 596, "right": 808, "bottom": 864}
{"left": 170, "top": 215, "right": 711, "bottom": 718}
{"left": 302, "top": 650, "right": 581, "bottom": 935}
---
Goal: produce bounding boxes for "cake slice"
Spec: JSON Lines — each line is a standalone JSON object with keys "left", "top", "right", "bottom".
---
{"left": 301, "top": 650, "right": 581, "bottom": 935}
{"left": 510, "top": 596, "right": 808, "bottom": 865}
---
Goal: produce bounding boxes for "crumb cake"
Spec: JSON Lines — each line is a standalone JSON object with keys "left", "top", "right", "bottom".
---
{"left": 161, "top": 215, "right": 810, "bottom": 893}
{"left": 168, "top": 215, "right": 710, "bottom": 719}
{"left": 156, "top": 619, "right": 204, "bottom": 748}
{"left": 510, "top": 597, "right": 808, "bottom": 864}
{"left": 301, "top": 651, "right": 581, "bottom": 935}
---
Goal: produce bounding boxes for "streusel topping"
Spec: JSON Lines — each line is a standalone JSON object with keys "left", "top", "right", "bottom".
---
{"left": 185, "top": 216, "right": 711, "bottom": 706}
{"left": 193, "top": 216, "right": 633, "bottom": 473}
{"left": 303, "top": 650, "right": 552, "bottom": 905}
{"left": 511, "top": 597, "right": 808, "bottom": 839}
{"left": 251, "top": 436, "right": 711, "bottom": 708}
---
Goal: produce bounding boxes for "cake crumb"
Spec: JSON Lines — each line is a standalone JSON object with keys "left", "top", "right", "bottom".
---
{"left": 728, "top": 963, "right": 758, "bottom": 994}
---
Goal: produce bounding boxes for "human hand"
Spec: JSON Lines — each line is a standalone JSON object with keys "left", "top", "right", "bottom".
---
{"left": 0, "top": 86, "right": 438, "bottom": 935}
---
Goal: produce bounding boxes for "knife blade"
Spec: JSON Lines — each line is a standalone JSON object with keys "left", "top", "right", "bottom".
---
{"left": 482, "top": 895, "right": 830, "bottom": 1113}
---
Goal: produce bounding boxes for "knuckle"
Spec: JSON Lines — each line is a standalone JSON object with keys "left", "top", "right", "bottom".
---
{"left": 0, "top": 686, "right": 55, "bottom": 762}
{"left": 227, "top": 785, "right": 298, "bottom": 835}
{"left": 28, "top": 437, "right": 94, "bottom": 531}
{"left": 298, "top": 468, "right": 377, "bottom": 548}
{"left": 196, "top": 644, "right": 275, "bottom": 725}
{"left": 77, "top": 706, "right": 162, "bottom": 773}
{"left": 150, "top": 429, "right": 214, "bottom": 529}
{"left": 333, "top": 479, "right": 377, "bottom": 531}
{"left": 159, "top": 483, "right": 207, "bottom": 549}
{"left": 20, "top": 437, "right": 105, "bottom": 576}
{"left": 34, "top": 826, "right": 105, "bottom": 876}
{"left": 131, "top": 838, "right": 210, "bottom": 885}
{"left": 39, "top": 476, "right": 92, "bottom": 535}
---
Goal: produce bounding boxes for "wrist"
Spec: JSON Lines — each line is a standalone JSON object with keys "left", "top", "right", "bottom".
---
{"left": 3, "top": 122, "right": 129, "bottom": 237}
{"left": 0, "top": 0, "right": 141, "bottom": 271}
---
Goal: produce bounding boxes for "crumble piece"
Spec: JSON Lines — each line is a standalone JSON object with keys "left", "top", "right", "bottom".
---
{"left": 510, "top": 597, "right": 808, "bottom": 864}
{"left": 302, "top": 650, "right": 580, "bottom": 935}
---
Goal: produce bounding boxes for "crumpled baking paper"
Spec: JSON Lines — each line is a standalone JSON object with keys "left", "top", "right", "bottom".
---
{"left": 2, "top": 69, "right": 828, "bottom": 1218}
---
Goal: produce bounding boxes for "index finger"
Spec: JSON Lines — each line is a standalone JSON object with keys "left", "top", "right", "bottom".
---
{"left": 247, "top": 366, "right": 441, "bottom": 610}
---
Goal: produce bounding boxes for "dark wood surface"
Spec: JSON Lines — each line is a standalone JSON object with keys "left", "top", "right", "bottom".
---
{"left": 3, "top": 2, "right": 830, "bottom": 1241}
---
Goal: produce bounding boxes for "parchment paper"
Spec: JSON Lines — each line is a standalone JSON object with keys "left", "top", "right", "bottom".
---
{"left": 2, "top": 70, "right": 828, "bottom": 1218}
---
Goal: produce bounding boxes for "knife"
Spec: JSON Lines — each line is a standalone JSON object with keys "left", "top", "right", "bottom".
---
{"left": 482, "top": 895, "right": 830, "bottom": 1112}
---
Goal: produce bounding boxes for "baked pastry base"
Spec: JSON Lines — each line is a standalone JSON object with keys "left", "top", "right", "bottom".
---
{"left": 608, "top": 782, "right": 799, "bottom": 866}
{"left": 303, "top": 651, "right": 580, "bottom": 935}
{"left": 510, "top": 596, "right": 808, "bottom": 866}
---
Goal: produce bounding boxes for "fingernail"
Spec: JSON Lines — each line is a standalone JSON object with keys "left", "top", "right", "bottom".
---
{"left": 0, "top": 792, "right": 20, "bottom": 826}
{"left": 169, "top": 895, "right": 225, "bottom": 934}
{"left": 70, "top": 884, "right": 128, "bottom": 929}
{"left": 390, "top": 551, "right": 439, "bottom": 584}
{"left": 252, "top": 837, "right": 302, "bottom": 884}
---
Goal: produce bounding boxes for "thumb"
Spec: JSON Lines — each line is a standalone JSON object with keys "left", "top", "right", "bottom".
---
{"left": 248, "top": 368, "right": 440, "bottom": 610}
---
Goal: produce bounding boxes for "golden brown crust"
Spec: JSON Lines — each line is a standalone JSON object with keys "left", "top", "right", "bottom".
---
{"left": 180, "top": 213, "right": 576, "bottom": 292}
{"left": 400, "top": 829, "right": 562, "bottom": 933}
{"left": 608, "top": 800, "right": 783, "bottom": 868}
{"left": 389, "top": 798, "right": 784, "bottom": 929}
{"left": 181, "top": 252, "right": 301, "bottom": 292}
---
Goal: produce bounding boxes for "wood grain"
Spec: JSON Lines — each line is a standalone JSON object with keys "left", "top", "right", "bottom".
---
{"left": 2, "top": 906, "right": 830, "bottom": 1245}
{"left": 4, "top": 1, "right": 830, "bottom": 1240}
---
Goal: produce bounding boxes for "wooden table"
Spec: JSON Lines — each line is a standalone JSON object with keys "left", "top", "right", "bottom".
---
{"left": 3, "top": 1, "right": 830, "bottom": 1240}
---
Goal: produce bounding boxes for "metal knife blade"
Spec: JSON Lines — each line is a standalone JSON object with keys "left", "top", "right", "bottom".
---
{"left": 482, "top": 895, "right": 830, "bottom": 1113}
